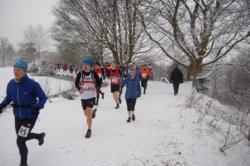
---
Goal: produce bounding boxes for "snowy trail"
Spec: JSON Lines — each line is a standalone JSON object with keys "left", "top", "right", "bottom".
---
{"left": 0, "top": 67, "right": 250, "bottom": 166}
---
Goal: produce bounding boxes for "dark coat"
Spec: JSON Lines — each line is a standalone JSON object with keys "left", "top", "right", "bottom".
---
{"left": 170, "top": 67, "right": 183, "bottom": 84}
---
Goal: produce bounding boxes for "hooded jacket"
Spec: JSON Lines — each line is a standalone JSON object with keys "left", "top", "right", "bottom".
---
{"left": 120, "top": 76, "right": 141, "bottom": 99}
{"left": 0, "top": 75, "right": 47, "bottom": 118}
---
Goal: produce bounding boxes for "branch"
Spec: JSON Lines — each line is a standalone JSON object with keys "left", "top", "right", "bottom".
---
{"left": 203, "top": 32, "right": 250, "bottom": 66}
{"left": 138, "top": 7, "right": 188, "bottom": 68}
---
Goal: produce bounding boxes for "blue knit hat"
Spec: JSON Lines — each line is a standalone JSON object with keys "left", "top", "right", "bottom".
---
{"left": 82, "top": 58, "right": 93, "bottom": 67}
{"left": 14, "top": 59, "right": 28, "bottom": 72}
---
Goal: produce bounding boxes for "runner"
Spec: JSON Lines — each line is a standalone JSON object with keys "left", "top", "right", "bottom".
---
{"left": 107, "top": 61, "right": 123, "bottom": 109}
{"left": 94, "top": 62, "right": 105, "bottom": 105}
{"left": 0, "top": 59, "right": 47, "bottom": 166}
{"left": 140, "top": 64, "right": 150, "bottom": 94}
{"left": 120, "top": 68, "right": 141, "bottom": 122}
{"left": 75, "top": 58, "right": 101, "bottom": 138}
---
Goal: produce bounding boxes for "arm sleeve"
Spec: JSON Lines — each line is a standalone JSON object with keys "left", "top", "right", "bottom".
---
{"left": 34, "top": 82, "right": 47, "bottom": 109}
{"left": 101, "top": 68, "right": 106, "bottom": 79}
{"left": 120, "top": 78, "right": 126, "bottom": 90}
{"left": 106, "top": 70, "right": 110, "bottom": 79}
{"left": 75, "top": 72, "right": 81, "bottom": 91}
{"left": 180, "top": 71, "right": 184, "bottom": 82}
{"left": 93, "top": 72, "right": 101, "bottom": 87}
{"left": 119, "top": 69, "right": 123, "bottom": 77}
{"left": 138, "top": 80, "right": 141, "bottom": 96}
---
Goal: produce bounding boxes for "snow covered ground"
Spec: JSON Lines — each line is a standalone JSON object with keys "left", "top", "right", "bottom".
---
{"left": 0, "top": 67, "right": 249, "bottom": 166}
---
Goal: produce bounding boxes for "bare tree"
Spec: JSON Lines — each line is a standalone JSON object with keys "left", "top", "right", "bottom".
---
{"left": 0, "top": 37, "right": 15, "bottom": 66}
{"left": 139, "top": 0, "right": 250, "bottom": 86}
{"left": 52, "top": 0, "right": 148, "bottom": 63}
{"left": 21, "top": 25, "right": 49, "bottom": 70}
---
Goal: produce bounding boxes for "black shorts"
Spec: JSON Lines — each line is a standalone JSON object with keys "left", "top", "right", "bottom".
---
{"left": 126, "top": 98, "right": 137, "bottom": 111}
{"left": 81, "top": 98, "right": 95, "bottom": 110}
{"left": 111, "top": 85, "right": 120, "bottom": 93}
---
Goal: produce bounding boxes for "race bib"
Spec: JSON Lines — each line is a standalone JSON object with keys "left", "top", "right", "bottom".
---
{"left": 82, "top": 86, "right": 92, "bottom": 90}
{"left": 112, "top": 77, "right": 119, "bottom": 83}
{"left": 142, "top": 73, "right": 147, "bottom": 78}
{"left": 18, "top": 126, "right": 30, "bottom": 138}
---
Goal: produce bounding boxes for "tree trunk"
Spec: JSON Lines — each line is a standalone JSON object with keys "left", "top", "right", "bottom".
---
{"left": 187, "top": 60, "right": 202, "bottom": 87}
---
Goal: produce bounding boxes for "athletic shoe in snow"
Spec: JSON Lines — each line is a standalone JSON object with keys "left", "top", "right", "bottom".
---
{"left": 38, "top": 132, "right": 46, "bottom": 146}
{"left": 85, "top": 129, "right": 92, "bottom": 138}
{"left": 132, "top": 114, "right": 135, "bottom": 121}
{"left": 115, "top": 104, "right": 119, "bottom": 109}
{"left": 127, "top": 117, "right": 131, "bottom": 123}
{"left": 92, "top": 109, "right": 97, "bottom": 119}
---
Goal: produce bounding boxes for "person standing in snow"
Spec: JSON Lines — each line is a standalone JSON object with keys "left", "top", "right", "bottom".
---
{"left": 0, "top": 59, "right": 47, "bottom": 166}
{"left": 120, "top": 68, "right": 141, "bottom": 123}
{"left": 75, "top": 58, "right": 101, "bottom": 138}
{"left": 107, "top": 61, "right": 123, "bottom": 109}
{"left": 170, "top": 65, "right": 184, "bottom": 95}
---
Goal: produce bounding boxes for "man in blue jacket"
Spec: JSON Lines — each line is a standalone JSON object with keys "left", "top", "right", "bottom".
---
{"left": 0, "top": 59, "right": 47, "bottom": 166}
{"left": 120, "top": 68, "right": 141, "bottom": 123}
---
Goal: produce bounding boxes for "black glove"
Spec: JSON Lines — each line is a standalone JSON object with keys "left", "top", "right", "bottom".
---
{"left": 32, "top": 107, "right": 40, "bottom": 115}
{"left": 31, "top": 105, "right": 40, "bottom": 115}
{"left": 0, "top": 104, "right": 3, "bottom": 114}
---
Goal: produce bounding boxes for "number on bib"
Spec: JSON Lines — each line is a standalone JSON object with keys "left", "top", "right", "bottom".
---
{"left": 142, "top": 73, "right": 147, "bottom": 78}
{"left": 18, "top": 126, "right": 30, "bottom": 138}
{"left": 112, "top": 77, "right": 118, "bottom": 83}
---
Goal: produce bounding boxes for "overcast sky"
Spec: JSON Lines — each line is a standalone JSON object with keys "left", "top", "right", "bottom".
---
{"left": 0, "top": 0, "right": 58, "bottom": 48}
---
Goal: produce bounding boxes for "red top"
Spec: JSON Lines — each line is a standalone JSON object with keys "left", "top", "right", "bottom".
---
{"left": 95, "top": 68, "right": 103, "bottom": 78}
{"left": 109, "top": 68, "right": 120, "bottom": 85}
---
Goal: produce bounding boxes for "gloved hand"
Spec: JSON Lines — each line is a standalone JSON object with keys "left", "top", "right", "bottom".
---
{"left": 31, "top": 104, "right": 40, "bottom": 115}
{"left": 0, "top": 104, "right": 3, "bottom": 114}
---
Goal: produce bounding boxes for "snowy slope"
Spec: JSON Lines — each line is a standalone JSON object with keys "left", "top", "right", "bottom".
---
{"left": 0, "top": 67, "right": 249, "bottom": 166}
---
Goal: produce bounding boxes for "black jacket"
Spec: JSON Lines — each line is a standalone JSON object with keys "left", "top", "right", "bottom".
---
{"left": 170, "top": 67, "right": 183, "bottom": 84}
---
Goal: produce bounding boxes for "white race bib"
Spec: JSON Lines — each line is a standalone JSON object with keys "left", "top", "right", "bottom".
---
{"left": 18, "top": 126, "right": 30, "bottom": 138}
{"left": 142, "top": 73, "right": 147, "bottom": 78}
{"left": 112, "top": 77, "right": 119, "bottom": 83}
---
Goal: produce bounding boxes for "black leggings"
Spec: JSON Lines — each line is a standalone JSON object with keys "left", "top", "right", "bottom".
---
{"left": 126, "top": 98, "right": 137, "bottom": 111}
{"left": 96, "top": 86, "right": 104, "bottom": 104}
{"left": 141, "top": 79, "right": 148, "bottom": 93}
{"left": 15, "top": 118, "right": 41, "bottom": 165}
